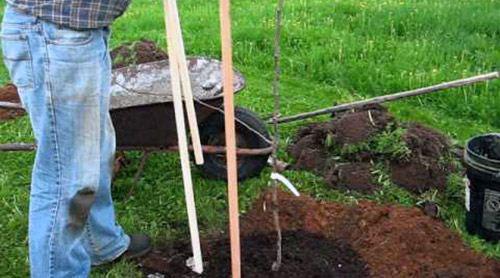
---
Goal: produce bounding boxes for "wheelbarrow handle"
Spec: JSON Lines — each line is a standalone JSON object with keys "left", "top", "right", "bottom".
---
{"left": 0, "top": 101, "right": 23, "bottom": 110}
{"left": 0, "top": 143, "right": 36, "bottom": 151}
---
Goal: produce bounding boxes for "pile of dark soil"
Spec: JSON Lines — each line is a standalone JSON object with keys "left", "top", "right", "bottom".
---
{"left": 325, "top": 163, "right": 379, "bottom": 193}
{"left": 140, "top": 230, "right": 369, "bottom": 277}
{"left": 288, "top": 105, "right": 455, "bottom": 193}
{"left": 402, "top": 122, "right": 450, "bottom": 157}
{"left": 138, "top": 190, "right": 499, "bottom": 277}
{"left": 389, "top": 123, "right": 452, "bottom": 193}
{"left": 241, "top": 190, "right": 500, "bottom": 277}
{"left": 389, "top": 156, "right": 449, "bottom": 192}
{"left": 0, "top": 84, "right": 24, "bottom": 122}
{"left": 329, "top": 105, "right": 393, "bottom": 146}
{"left": 286, "top": 122, "right": 331, "bottom": 173}
{"left": 110, "top": 39, "right": 168, "bottom": 69}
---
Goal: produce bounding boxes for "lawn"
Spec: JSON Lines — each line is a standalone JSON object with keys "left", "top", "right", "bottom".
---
{"left": 0, "top": 0, "right": 499, "bottom": 276}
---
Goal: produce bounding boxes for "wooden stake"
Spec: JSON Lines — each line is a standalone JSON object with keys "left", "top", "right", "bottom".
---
{"left": 167, "top": 0, "right": 204, "bottom": 165}
{"left": 220, "top": 0, "right": 241, "bottom": 277}
{"left": 163, "top": 0, "right": 203, "bottom": 273}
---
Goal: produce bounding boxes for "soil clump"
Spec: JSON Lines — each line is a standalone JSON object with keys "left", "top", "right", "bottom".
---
{"left": 288, "top": 105, "right": 456, "bottom": 193}
{"left": 324, "top": 162, "right": 379, "bottom": 193}
{"left": 0, "top": 84, "right": 24, "bottom": 122}
{"left": 111, "top": 39, "right": 168, "bottom": 69}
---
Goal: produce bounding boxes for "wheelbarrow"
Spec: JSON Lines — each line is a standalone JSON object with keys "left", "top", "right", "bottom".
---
{"left": 0, "top": 57, "right": 272, "bottom": 181}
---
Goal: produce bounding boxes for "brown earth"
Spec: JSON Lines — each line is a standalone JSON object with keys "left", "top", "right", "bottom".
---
{"left": 110, "top": 39, "right": 168, "bottom": 69}
{"left": 389, "top": 156, "right": 449, "bottom": 193}
{"left": 240, "top": 190, "right": 500, "bottom": 278}
{"left": 286, "top": 122, "right": 331, "bottom": 173}
{"left": 390, "top": 123, "right": 453, "bottom": 193}
{"left": 0, "top": 84, "right": 24, "bottom": 122}
{"left": 287, "top": 105, "right": 392, "bottom": 173}
{"left": 288, "top": 106, "right": 456, "bottom": 194}
{"left": 325, "top": 162, "right": 380, "bottom": 193}
{"left": 328, "top": 105, "right": 393, "bottom": 146}
{"left": 420, "top": 200, "right": 440, "bottom": 218}
{"left": 138, "top": 190, "right": 499, "bottom": 277}
{"left": 140, "top": 230, "right": 370, "bottom": 277}
{"left": 402, "top": 122, "right": 450, "bottom": 157}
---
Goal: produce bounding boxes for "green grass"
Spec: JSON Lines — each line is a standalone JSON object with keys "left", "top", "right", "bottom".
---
{"left": 0, "top": 0, "right": 499, "bottom": 276}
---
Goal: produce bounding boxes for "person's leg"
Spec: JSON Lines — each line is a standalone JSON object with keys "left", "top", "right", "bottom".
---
{"left": 39, "top": 21, "right": 131, "bottom": 275}
{"left": 2, "top": 5, "right": 128, "bottom": 277}
{"left": 82, "top": 27, "right": 130, "bottom": 266}
{"left": 0, "top": 7, "right": 84, "bottom": 277}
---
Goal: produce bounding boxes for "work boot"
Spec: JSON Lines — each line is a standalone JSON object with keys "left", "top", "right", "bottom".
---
{"left": 122, "top": 234, "right": 152, "bottom": 259}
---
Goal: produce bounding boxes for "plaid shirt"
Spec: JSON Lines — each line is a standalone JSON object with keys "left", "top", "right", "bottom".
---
{"left": 6, "top": 0, "right": 131, "bottom": 29}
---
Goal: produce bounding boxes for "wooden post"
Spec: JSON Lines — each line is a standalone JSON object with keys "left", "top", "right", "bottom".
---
{"left": 167, "top": 0, "right": 204, "bottom": 165}
{"left": 163, "top": 0, "right": 203, "bottom": 273}
{"left": 220, "top": 0, "right": 241, "bottom": 277}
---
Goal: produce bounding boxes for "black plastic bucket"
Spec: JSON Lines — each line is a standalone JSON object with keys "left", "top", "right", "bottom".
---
{"left": 464, "top": 134, "right": 500, "bottom": 241}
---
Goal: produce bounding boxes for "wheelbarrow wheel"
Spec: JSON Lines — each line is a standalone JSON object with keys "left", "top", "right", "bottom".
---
{"left": 198, "top": 106, "right": 271, "bottom": 181}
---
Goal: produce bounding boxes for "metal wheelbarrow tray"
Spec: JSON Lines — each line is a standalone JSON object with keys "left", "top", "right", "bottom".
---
{"left": 1, "top": 58, "right": 272, "bottom": 181}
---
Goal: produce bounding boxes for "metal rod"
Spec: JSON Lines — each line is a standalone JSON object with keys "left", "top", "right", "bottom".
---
{"left": 121, "top": 145, "right": 272, "bottom": 155}
{"left": 0, "top": 143, "right": 273, "bottom": 155}
{"left": 272, "top": 71, "right": 500, "bottom": 124}
{"left": 128, "top": 151, "right": 151, "bottom": 198}
{"left": 176, "top": 145, "right": 271, "bottom": 155}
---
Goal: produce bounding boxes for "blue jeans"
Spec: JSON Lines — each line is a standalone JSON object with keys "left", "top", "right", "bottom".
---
{"left": 1, "top": 5, "right": 130, "bottom": 277}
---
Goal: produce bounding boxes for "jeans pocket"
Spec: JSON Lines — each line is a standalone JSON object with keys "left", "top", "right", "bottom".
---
{"left": 44, "top": 23, "right": 94, "bottom": 46}
{"left": 1, "top": 32, "right": 34, "bottom": 89}
{"left": 43, "top": 22, "right": 103, "bottom": 64}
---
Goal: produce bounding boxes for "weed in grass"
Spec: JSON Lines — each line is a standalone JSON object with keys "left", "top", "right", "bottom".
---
{"left": 370, "top": 162, "right": 416, "bottom": 207}
{"left": 328, "top": 124, "right": 411, "bottom": 161}
{"left": 371, "top": 126, "right": 411, "bottom": 160}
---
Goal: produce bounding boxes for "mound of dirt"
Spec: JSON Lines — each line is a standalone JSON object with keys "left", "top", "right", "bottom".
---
{"left": 389, "top": 123, "right": 453, "bottom": 193}
{"left": 403, "top": 123, "right": 450, "bottom": 158}
{"left": 390, "top": 156, "right": 449, "bottom": 193}
{"left": 329, "top": 105, "right": 393, "bottom": 146}
{"left": 325, "top": 163, "right": 379, "bottom": 193}
{"left": 110, "top": 39, "right": 168, "bottom": 69}
{"left": 288, "top": 105, "right": 457, "bottom": 194}
{"left": 0, "top": 84, "right": 24, "bottom": 122}
{"left": 241, "top": 190, "right": 500, "bottom": 277}
{"left": 140, "top": 230, "right": 369, "bottom": 277}
{"left": 287, "top": 122, "right": 330, "bottom": 173}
